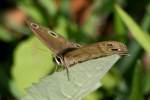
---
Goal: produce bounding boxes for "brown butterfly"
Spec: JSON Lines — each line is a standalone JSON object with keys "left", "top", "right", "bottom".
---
{"left": 26, "top": 19, "right": 128, "bottom": 80}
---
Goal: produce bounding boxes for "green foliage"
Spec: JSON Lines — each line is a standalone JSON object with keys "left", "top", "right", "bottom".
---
{"left": 12, "top": 37, "right": 54, "bottom": 97}
{"left": 0, "top": 0, "right": 150, "bottom": 100}
{"left": 115, "top": 5, "right": 150, "bottom": 53}
{"left": 0, "top": 26, "right": 14, "bottom": 42}
{"left": 128, "top": 61, "right": 143, "bottom": 100}
{"left": 144, "top": 69, "right": 150, "bottom": 94}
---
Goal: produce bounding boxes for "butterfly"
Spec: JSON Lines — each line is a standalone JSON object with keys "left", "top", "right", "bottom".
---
{"left": 26, "top": 19, "right": 128, "bottom": 80}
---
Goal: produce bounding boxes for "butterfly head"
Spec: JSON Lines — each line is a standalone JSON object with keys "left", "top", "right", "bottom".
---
{"left": 53, "top": 55, "right": 64, "bottom": 66}
{"left": 102, "top": 41, "right": 128, "bottom": 56}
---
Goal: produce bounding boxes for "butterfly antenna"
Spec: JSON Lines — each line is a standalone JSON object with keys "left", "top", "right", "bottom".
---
{"left": 66, "top": 66, "right": 70, "bottom": 81}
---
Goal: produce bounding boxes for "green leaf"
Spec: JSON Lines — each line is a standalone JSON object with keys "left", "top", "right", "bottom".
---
{"left": 143, "top": 69, "right": 150, "bottom": 93}
{"left": 115, "top": 5, "right": 150, "bottom": 53}
{"left": 19, "top": 4, "right": 44, "bottom": 23}
{"left": 128, "top": 61, "right": 144, "bottom": 100}
{"left": 0, "top": 26, "right": 14, "bottom": 42}
{"left": 38, "top": 0, "right": 57, "bottom": 17}
{"left": 82, "top": 15, "right": 98, "bottom": 36}
{"left": 11, "top": 37, "right": 54, "bottom": 97}
{"left": 141, "top": 4, "right": 150, "bottom": 31}
{"left": 114, "top": 9, "right": 126, "bottom": 36}
{"left": 54, "top": 17, "right": 68, "bottom": 38}
{"left": 83, "top": 91, "right": 102, "bottom": 100}
{"left": 21, "top": 55, "right": 120, "bottom": 100}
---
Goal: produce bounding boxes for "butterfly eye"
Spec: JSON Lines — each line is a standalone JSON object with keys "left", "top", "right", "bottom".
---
{"left": 54, "top": 56, "right": 63, "bottom": 65}
{"left": 111, "top": 49, "right": 119, "bottom": 51}
{"left": 30, "top": 23, "right": 39, "bottom": 29}
{"left": 48, "top": 31, "right": 57, "bottom": 37}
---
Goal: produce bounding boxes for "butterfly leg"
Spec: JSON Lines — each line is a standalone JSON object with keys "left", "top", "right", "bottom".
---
{"left": 64, "top": 64, "right": 70, "bottom": 81}
{"left": 54, "top": 65, "right": 58, "bottom": 72}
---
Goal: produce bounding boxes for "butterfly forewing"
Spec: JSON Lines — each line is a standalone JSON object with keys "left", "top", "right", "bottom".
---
{"left": 26, "top": 19, "right": 81, "bottom": 55}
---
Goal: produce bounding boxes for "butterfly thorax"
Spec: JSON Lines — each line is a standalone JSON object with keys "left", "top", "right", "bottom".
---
{"left": 53, "top": 47, "right": 78, "bottom": 67}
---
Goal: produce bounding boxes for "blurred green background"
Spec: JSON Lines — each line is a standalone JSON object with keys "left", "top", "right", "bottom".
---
{"left": 0, "top": 0, "right": 150, "bottom": 100}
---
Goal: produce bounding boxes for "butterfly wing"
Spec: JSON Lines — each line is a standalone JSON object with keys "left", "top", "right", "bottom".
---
{"left": 63, "top": 41, "right": 128, "bottom": 67}
{"left": 26, "top": 19, "right": 81, "bottom": 55}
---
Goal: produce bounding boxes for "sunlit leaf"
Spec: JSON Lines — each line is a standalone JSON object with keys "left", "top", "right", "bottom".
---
{"left": 83, "top": 91, "right": 102, "bottom": 100}
{"left": 11, "top": 37, "right": 54, "bottom": 97}
{"left": 22, "top": 55, "right": 120, "bottom": 100}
